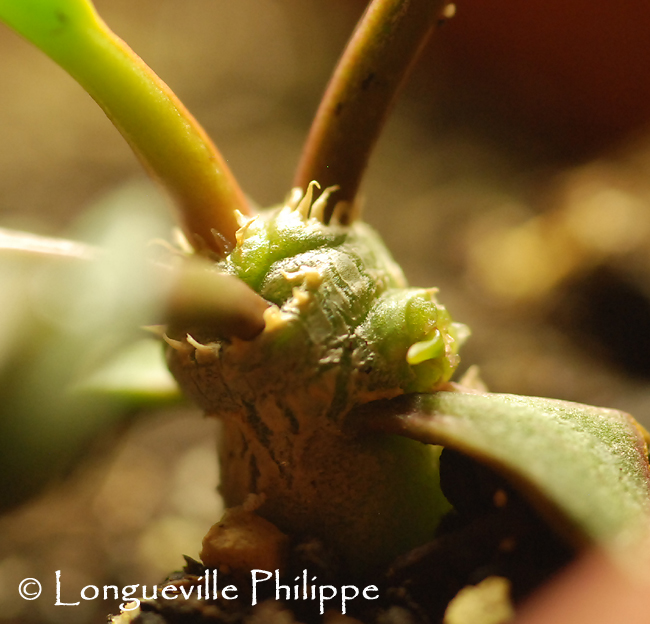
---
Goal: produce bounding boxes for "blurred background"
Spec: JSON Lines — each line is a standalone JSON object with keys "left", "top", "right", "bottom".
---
{"left": 2, "top": 0, "right": 650, "bottom": 621}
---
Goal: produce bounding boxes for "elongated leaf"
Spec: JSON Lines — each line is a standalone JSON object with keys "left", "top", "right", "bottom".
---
{"left": 353, "top": 391, "right": 650, "bottom": 549}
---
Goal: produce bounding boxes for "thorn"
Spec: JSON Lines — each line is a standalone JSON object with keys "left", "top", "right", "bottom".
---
{"left": 234, "top": 210, "right": 249, "bottom": 228}
{"left": 186, "top": 333, "right": 213, "bottom": 353}
{"left": 235, "top": 215, "right": 257, "bottom": 247}
{"left": 142, "top": 324, "right": 167, "bottom": 337}
{"left": 172, "top": 227, "right": 194, "bottom": 254}
{"left": 281, "top": 269, "right": 305, "bottom": 283}
{"left": 163, "top": 333, "right": 190, "bottom": 352}
{"left": 296, "top": 180, "right": 320, "bottom": 220}
{"left": 281, "top": 266, "right": 323, "bottom": 288}
{"left": 289, "top": 287, "right": 311, "bottom": 310}
{"left": 310, "top": 185, "right": 340, "bottom": 222}
{"left": 286, "top": 187, "right": 304, "bottom": 211}
{"left": 187, "top": 333, "right": 218, "bottom": 363}
{"left": 263, "top": 305, "right": 292, "bottom": 333}
{"left": 301, "top": 266, "right": 323, "bottom": 288}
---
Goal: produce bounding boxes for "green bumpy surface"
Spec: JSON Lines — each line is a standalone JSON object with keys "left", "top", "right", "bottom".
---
{"left": 212, "top": 202, "right": 468, "bottom": 412}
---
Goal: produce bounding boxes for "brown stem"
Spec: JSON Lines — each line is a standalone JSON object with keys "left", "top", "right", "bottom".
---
{"left": 159, "top": 260, "right": 268, "bottom": 340}
{"left": 293, "top": 0, "right": 450, "bottom": 221}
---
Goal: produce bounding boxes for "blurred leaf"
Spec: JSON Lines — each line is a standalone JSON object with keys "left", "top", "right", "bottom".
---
{"left": 0, "top": 185, "right": 177, "bottom": 510}
{"left": 74, "top": 338, "right": 181, "bottom": 405}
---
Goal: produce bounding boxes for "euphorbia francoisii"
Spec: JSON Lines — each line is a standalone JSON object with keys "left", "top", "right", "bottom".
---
{"left": 1, "top": 0, "right": 650, "bottom": 620}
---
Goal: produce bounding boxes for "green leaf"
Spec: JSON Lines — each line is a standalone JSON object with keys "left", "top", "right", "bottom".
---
{"left": 0, "top": 196, "right": 177, "bottom": 510}
{"left": 353, "top": 390, "right": 650, "bottom": 549}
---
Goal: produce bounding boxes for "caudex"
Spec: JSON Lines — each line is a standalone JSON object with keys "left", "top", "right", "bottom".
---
{"left": 1, "top": 0, "right": 650, "bottom": 622}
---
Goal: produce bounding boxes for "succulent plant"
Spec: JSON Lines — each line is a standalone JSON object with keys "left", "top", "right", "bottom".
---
{"left": 1, "top": 0, "right": 650, "bottom": 622}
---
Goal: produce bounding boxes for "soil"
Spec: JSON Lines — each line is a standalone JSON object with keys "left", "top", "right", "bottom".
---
{"left": 119, "top": 450, "right": 574, "bottom": 624}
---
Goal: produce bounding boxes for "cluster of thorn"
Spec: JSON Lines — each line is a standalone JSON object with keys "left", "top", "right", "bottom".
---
{"left": 162, "top": 181, "right": 364, "bottom": 361}
{"left": 285, "top": 181, "right": 361, "bottom": 225}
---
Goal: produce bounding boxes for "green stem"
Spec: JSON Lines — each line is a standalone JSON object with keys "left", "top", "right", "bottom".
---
{"left": 293, "top": 0, "right": 448, "bottom": 221}
{"left": 0, "top": 0, "right": 249, "bottom": 256}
